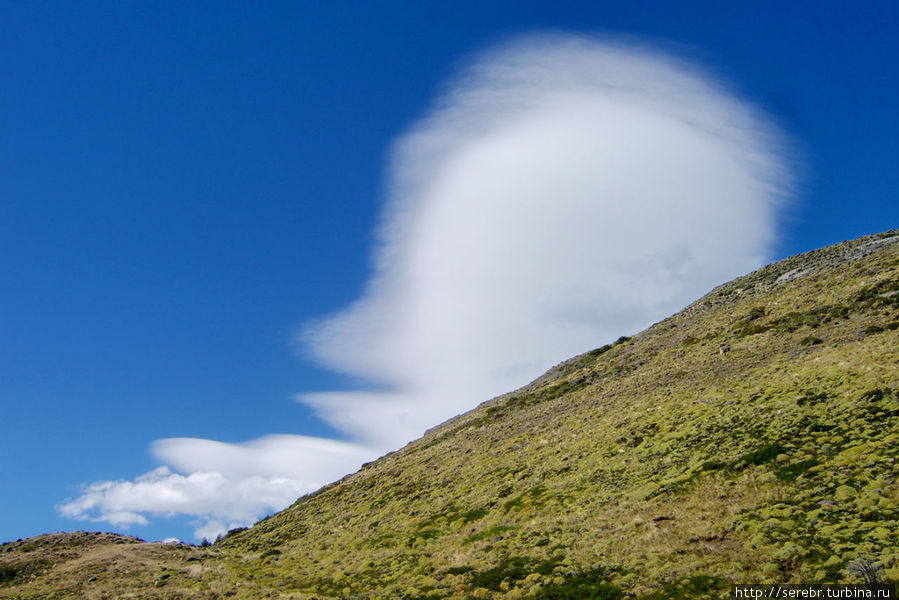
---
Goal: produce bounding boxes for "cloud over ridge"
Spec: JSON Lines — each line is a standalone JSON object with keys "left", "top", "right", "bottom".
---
{"left": 302, "top": 33, "right": 792, "bottom": 447}
{"left": 59, "top": 33, "right": 793, "bottom": 539}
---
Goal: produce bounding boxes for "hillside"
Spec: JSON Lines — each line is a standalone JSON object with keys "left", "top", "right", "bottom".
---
{"left": 3, "top": 230, "right": 898, "bottom": 599}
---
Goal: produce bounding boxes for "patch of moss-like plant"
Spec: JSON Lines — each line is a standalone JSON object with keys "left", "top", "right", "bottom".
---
{"left": 535, "top": 566, "right": 624, "bottom": 599}
{"left": 462, "top": 525, "right": 516, "bottom": 545}
{"left": 858, "top": 387, "right": 895, "bottom": 403}
{"left": 503, "top": 485, "right": 548, "bottom": 512}
{"left": 641, "top": 574, "right": 730, "bottom": 599}
{"left": 469, "top": 556, "right": 562, "bottom": 591}
{"left": 701, "top": 460, "right": 728, "bottom": 472}
{"left": 774, "top": 459, "right": 819, "bottom": 482}
{"left": 415, "top": 505, "right": 490, "bottom": 532}
{"left": 738, "top": 442, "right": 787, "bottom": 467}
{"left": 796, "top": 391, "right": 830, "bottom": 406}
{"left": 735, "top": 322, "right": 774, "bottom": 337}
{"left": 505, "top": 379, "right": 590, "bottom": 411}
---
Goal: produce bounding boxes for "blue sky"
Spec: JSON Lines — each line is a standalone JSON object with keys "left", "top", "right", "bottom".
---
{"left": 1, "top": 1, "right": 896, "bottom": 543}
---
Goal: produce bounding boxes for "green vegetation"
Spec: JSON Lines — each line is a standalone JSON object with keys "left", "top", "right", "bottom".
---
{"left": 463, "top": 525, "right": 516, "bottom": 545}
{"left": 641, "top": 574, "right": 729, "bottom": 599}
{"left": 2, "top": 231, "right": 897, "bottom": 599}
{"left": 739, "top": 443, "right": 787, "bottom": 467}
{"left": 798, "top": 335, "right": 823, "bottom": 346}
{"left": 469, "top": 556, "right": 561, "bottom": 590}
{"left": 0, "top": 559, "right": 49, "bottom": 586}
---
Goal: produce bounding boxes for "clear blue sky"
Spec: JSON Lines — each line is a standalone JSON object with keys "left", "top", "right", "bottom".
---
{"left": 1, "top": 1, "right": 896, "bottom": 543}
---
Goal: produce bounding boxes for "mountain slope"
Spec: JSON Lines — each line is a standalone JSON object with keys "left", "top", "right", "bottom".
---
{"left": 3, "top": 230, "right": 898, "bottom": 599}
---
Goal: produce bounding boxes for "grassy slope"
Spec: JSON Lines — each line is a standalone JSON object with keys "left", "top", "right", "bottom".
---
{"left": 3, "top": 231, "right": 898, "bottom": 599}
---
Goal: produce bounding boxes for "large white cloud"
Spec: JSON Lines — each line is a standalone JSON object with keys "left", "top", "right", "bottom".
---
{"left": 59, "top": 33, "right": 793, "bottom": 540}
{"left": 301, "top": 33, "right": 791, "bottom": 448}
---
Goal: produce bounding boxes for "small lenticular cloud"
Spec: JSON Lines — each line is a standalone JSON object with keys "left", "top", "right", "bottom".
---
{"left": 301, "top": 33, "right": 793, "bottom": 448}
{"left": 59, "top": 33, "right": 793, "bottom": 540}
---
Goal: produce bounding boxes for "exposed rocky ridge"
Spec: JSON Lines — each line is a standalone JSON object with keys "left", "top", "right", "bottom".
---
{"left": 3, "top": 230, "right": 898, "bottom": 599}
{"left": 684, "top": 230, "right": 899, "bottom": 313}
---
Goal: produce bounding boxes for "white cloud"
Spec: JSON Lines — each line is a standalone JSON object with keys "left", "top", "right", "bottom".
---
{"left": 58, "top": 436, "right": 372, "bottom": 539}
{"left": 59, "top": 33, "right": 793, "bottom": 540}
{"left": 301, "top": 33, "right": 792, "bottom": 448}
